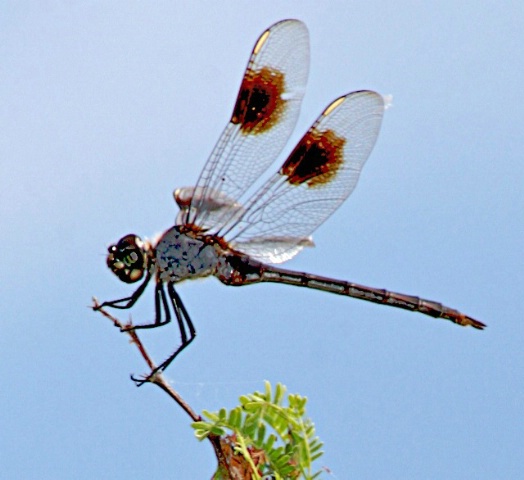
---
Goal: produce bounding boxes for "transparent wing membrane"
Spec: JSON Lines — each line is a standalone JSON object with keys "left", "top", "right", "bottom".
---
{"left": 186, "top": 20, "right": 310, "bottom": 232}
{"left": 226, "top": 91, "right": 385, "bottom": 263}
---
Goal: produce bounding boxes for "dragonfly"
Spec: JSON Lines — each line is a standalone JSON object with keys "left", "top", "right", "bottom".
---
{"left": 95, "top": 19, "right": 485, "bottom": 384}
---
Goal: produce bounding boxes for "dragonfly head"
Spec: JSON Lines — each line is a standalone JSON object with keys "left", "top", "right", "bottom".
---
{"left": 106, "top": 234, "right": 148, "bottom": 283}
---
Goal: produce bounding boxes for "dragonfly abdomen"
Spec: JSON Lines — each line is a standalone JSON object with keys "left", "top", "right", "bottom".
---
{"left": 257, "top": 265, "right": 485, "bottom": 330}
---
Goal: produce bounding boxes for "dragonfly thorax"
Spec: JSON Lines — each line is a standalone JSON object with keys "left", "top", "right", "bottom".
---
{"left": 155, "top": 226, "right": 220, "bottom": 282}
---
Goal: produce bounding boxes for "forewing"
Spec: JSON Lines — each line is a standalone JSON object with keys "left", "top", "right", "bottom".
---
{"left": 225, "top": 90, "right": 385, "bottom": 263}
{"left": 184, "top": 20, "right": 310, "bottom": 232}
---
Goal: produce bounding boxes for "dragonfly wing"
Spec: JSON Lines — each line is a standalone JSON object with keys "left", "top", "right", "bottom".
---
{"left": 184, "top": 19, "right": 310, "bottom": 232}
{"left": 225, "top": 90, "right": 386, "bottom": 263}
{"left": 174, "top": 186, "right": 245, "bottom": 227}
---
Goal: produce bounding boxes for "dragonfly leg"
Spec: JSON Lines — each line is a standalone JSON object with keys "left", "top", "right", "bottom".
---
{"left": 132, "top": 283, "right": 196, "bottom": 386}
{"left": 121, "top": 281, "right": 172, "bottom": 331}
{"left": 93, "top": 271, "right": 152, "bottom": 311}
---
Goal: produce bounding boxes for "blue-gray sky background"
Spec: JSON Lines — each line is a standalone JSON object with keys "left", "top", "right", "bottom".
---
{"left": 1, "top": 2, "right": 522, "bottom": 478}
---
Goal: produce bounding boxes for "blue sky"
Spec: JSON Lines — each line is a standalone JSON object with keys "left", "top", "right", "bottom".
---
{"left": 1, "top": 2, "right": 523, "bottom": 478}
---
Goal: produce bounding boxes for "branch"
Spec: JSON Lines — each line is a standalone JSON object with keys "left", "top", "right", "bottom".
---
{"left": 91, "top": 298, "right": 320, "bottom": 479}
{"left": 91, "top": 297, "right": 199, "bottom": 422}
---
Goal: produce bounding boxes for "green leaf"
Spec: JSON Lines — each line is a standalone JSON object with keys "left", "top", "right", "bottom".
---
{"left": 199, "top": 381, "right": 325, "bottom": 479}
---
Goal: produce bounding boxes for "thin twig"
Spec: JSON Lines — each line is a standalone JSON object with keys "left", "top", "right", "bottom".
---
{"left": 91, "top": 298, "right": 236, "bottom": 478}
{"left": 91, "top": 297, "right": 200, "bottom": 422}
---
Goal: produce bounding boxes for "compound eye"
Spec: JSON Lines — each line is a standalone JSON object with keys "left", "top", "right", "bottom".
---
{"left": 106, "top": 234, "right": 147, "bottom": 283}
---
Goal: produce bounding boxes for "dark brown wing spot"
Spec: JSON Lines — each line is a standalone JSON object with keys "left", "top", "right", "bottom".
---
{"left": 231, "top": 67, "right": 285, "bottom": 134}
{"left": 280, "top": 129, "right": 346, "bottom": 187}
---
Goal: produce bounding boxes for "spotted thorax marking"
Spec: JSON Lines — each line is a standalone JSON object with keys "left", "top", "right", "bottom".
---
{"left": 155, "top": 227, "right": 220, "bottom": 282}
